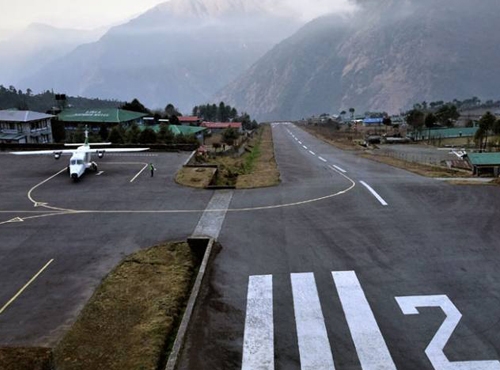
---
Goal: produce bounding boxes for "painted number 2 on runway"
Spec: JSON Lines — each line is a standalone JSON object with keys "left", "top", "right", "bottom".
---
{"left": 242, "top": 272, "right": 500, "bottom": 370}
{"left": 396, "top": 295, "right": 500, "bottom": 370}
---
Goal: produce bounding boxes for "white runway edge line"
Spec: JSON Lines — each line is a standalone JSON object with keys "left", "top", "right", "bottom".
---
{"left": 292, "top": 273, "right": 336, "bottom": 370}
{"left": 309, "top": 150, "right": 316, "bottom": 156}
{"left": 360, "top": 181, "right": 388, "bottom": 206}
{"left": 318, "top": 156, "right": 327, "bottom": 163}
{"left": 332, "top": 271, "right": 396, "bottom": 370}
{"left": 242, "top": 275, "right": 274, "bottom": 370}
{"left": 193, "top": 191, "right": 233, "bottom": 239}
{"left": 303, "top": 146, "right": 308, "bottom": 150}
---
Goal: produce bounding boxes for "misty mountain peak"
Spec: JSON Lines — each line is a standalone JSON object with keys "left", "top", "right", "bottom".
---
{"left": 151, "top": 0, "right": 293, "bottom": 19}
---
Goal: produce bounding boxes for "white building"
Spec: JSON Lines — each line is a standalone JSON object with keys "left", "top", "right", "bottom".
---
{"left": 0, "top": 110, "right": 54, "bottom": 144}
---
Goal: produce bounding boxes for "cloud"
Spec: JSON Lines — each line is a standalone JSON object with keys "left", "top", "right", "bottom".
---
{"left": 283, "top": 0, "right": 358, "bottom": 21}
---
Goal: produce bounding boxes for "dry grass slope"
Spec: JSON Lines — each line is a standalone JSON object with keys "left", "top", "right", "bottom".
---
{"left": 54, "top": 242, "right": 196, "bottom": 370}
{"left": 0, "top": 347, "right": 54, "bottom": 370}
{"left": 236, "top": 124, "right": 280, "bottom": 188}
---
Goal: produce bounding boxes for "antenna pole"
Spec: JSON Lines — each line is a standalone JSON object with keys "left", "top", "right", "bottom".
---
{"left": 85, "top": 125, "right": 89, "bottom": 145}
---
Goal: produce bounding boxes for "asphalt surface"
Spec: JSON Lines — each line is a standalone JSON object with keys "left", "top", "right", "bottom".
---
{"left": 1, "top": 125, "right": 500, "bottom": 369}
{"left": 0, "top": 151, "right": 213, "bottom": 346}
{"left": 177, "top": 123, "right": 500, "bottom": 370}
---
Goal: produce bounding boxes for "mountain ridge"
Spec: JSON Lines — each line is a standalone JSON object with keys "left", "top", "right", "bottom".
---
{"left": 16, "top": 0, "right": 303, "bottom": 111}
{"left": 217, "top": 0, "right": 500, "bottom": 120}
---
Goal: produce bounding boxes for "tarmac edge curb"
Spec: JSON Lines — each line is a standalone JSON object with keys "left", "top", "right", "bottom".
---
{"left": 165, "top": 237, "right": 215, "bottom": 370}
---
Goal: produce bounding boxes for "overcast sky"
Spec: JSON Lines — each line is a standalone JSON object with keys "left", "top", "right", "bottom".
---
{"left": 0, "top": 0, "right": 356, "bottom": 33}
{"left": 0, "top": 0, "right": 167, "bottom": 31}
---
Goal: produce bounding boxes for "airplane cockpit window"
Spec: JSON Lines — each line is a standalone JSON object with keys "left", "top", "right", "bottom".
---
{"left": 77, "top": 159, "right": 84, "bottom": 165}
{"left": 71, "top": 159, "right": 76, "bottom": 165}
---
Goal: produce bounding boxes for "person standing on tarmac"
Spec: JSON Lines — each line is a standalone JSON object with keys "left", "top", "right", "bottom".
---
{"left": 149, "top": 163, "right": 155, "bottom": 177}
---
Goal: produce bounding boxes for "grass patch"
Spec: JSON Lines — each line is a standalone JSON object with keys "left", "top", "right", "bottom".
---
{"left": 299, "top": 124, "right": 364, "bottom": 151}
{"left": 54, "top": 242, "right": 197, "bottom": 370}
{"left": 242, "top": 141, "right": 261, "bottom": 173}
{"left": 299, "top": 123, "right": 475, "bottom": 179}
{"left": 236, "top": 124, "right": 280, "bottom": 188}
{"left": 0, "top": 347, "right": 54, "bottom": 370}
{"left": 175, "top": 167, "right": 217, "bottom": 188}
{"left": 489, "top": 178, "right": 500, "bottom": 186}
{"left": 175, "top": 125, "right": 280, "bottom": 188}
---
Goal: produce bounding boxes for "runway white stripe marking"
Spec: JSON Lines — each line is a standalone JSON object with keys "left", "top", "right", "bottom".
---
{"left": 332, "top": 271, "right": 396, "bottom": 370}
{"left": 242, "top": 275, "right": 274, "bottom": 370}
{"left": 292, "top": 273, "right": 336, "bottom": 370}
{"left": 309, "top": 150, "right": 316, "bottom": 156}
{"left": 303, "top": 146, "right": 308, "bottom": 150}
{"left": 298, "top": 141, "right": 303, "bottom": 145}
{"left": 318, "top": 156, "right": 327, "bottom": 162}
{"left": 193, "top": 191, "right": 233, "bottom": 239}
{"left": 360, "top": 181, "right": 388, "bottom": 206}
{"left": 331, "top": 165, "right": 346, "bottom": 173}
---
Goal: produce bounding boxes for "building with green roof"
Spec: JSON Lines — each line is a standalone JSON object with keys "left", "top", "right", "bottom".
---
{"left": 409, "top": 127, "right": 478, "bottom": 141}
{"left": 466, "top": 152, "right": 500, "bottom": 176}
{"left": 58, "top": 109, "right": 148, "bottom": 131}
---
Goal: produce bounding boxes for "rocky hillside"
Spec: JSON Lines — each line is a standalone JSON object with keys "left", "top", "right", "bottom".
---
{"left": 18, "top": 0, "right": 302, "bottom": 112}
{"left": 218, "top": 0, "right": 500, "bottom": 120}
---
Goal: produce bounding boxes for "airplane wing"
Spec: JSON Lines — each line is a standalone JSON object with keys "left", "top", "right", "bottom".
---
{"left": 10, "top": 149, "right": 76, "bottom": 156}
{"left": 90, "top": 148, "right": 150, "bottom": 153}
{"left": 11, "top": 147, "right": 149, "bottom": 155}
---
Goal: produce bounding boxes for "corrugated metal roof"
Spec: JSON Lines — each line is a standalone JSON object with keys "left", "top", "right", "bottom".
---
{"left": 58, "top": 109, "right": 147, "bottom": 123}
{"left": 0, "top": 110, "right": 54, "bottom": 122}
{"left": 178, "top": 116, "right": 201, "bottom": 123}
{"left": 169, "top": 125, "right": 206, "bottom": 135}
{"left": 468, "top": 153, "right": 500, "bottom": 166}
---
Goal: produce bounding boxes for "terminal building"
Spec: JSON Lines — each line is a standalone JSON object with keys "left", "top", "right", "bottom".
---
{"left": 57, "top": 109, "right": 148, "bottom": 132}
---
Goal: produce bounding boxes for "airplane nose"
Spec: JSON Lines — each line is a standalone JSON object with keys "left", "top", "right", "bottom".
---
{"left": 71, "top": 173, "right": 78, "bottom": 179}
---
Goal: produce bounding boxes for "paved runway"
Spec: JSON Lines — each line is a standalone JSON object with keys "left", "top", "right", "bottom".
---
{"left": 1, "top": 124, "right": 500, "bottom": 369}
{"left": 177, "top": 123, "right": 500, "bottom": 370}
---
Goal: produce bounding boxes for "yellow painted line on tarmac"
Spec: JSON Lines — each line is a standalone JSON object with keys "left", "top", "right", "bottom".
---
{"left": 0, "top": 259, "right": 54, "bottom": 315}
{"left": 60, "top": 166, "right": 358, "bottom": 214}
{"left": 2, "top": 161, "right": 357, "bottom": 223}
{"left": 27, "top": 168, "right": 75, "bottom": 212}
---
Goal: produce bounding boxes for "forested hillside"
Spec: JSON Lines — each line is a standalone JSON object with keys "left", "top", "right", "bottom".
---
{"left": 0, "top": 86, "right": 122, "bottom": 112}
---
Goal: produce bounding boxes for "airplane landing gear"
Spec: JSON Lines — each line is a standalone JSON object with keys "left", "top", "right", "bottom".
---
{"left": 91, "top": 162, "right": 98, "bottom": 172}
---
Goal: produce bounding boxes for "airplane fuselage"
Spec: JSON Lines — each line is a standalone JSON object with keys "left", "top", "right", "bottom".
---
{"left": 68, "top": 146, "right": 95, "bottom": 180}
{"left": 11, "top": 129, "right": 149, "bottom": 182}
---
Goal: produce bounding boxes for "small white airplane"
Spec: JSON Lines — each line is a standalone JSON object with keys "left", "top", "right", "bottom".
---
{"left": 11, "top": 130, "right": 149, "bottom": 181}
